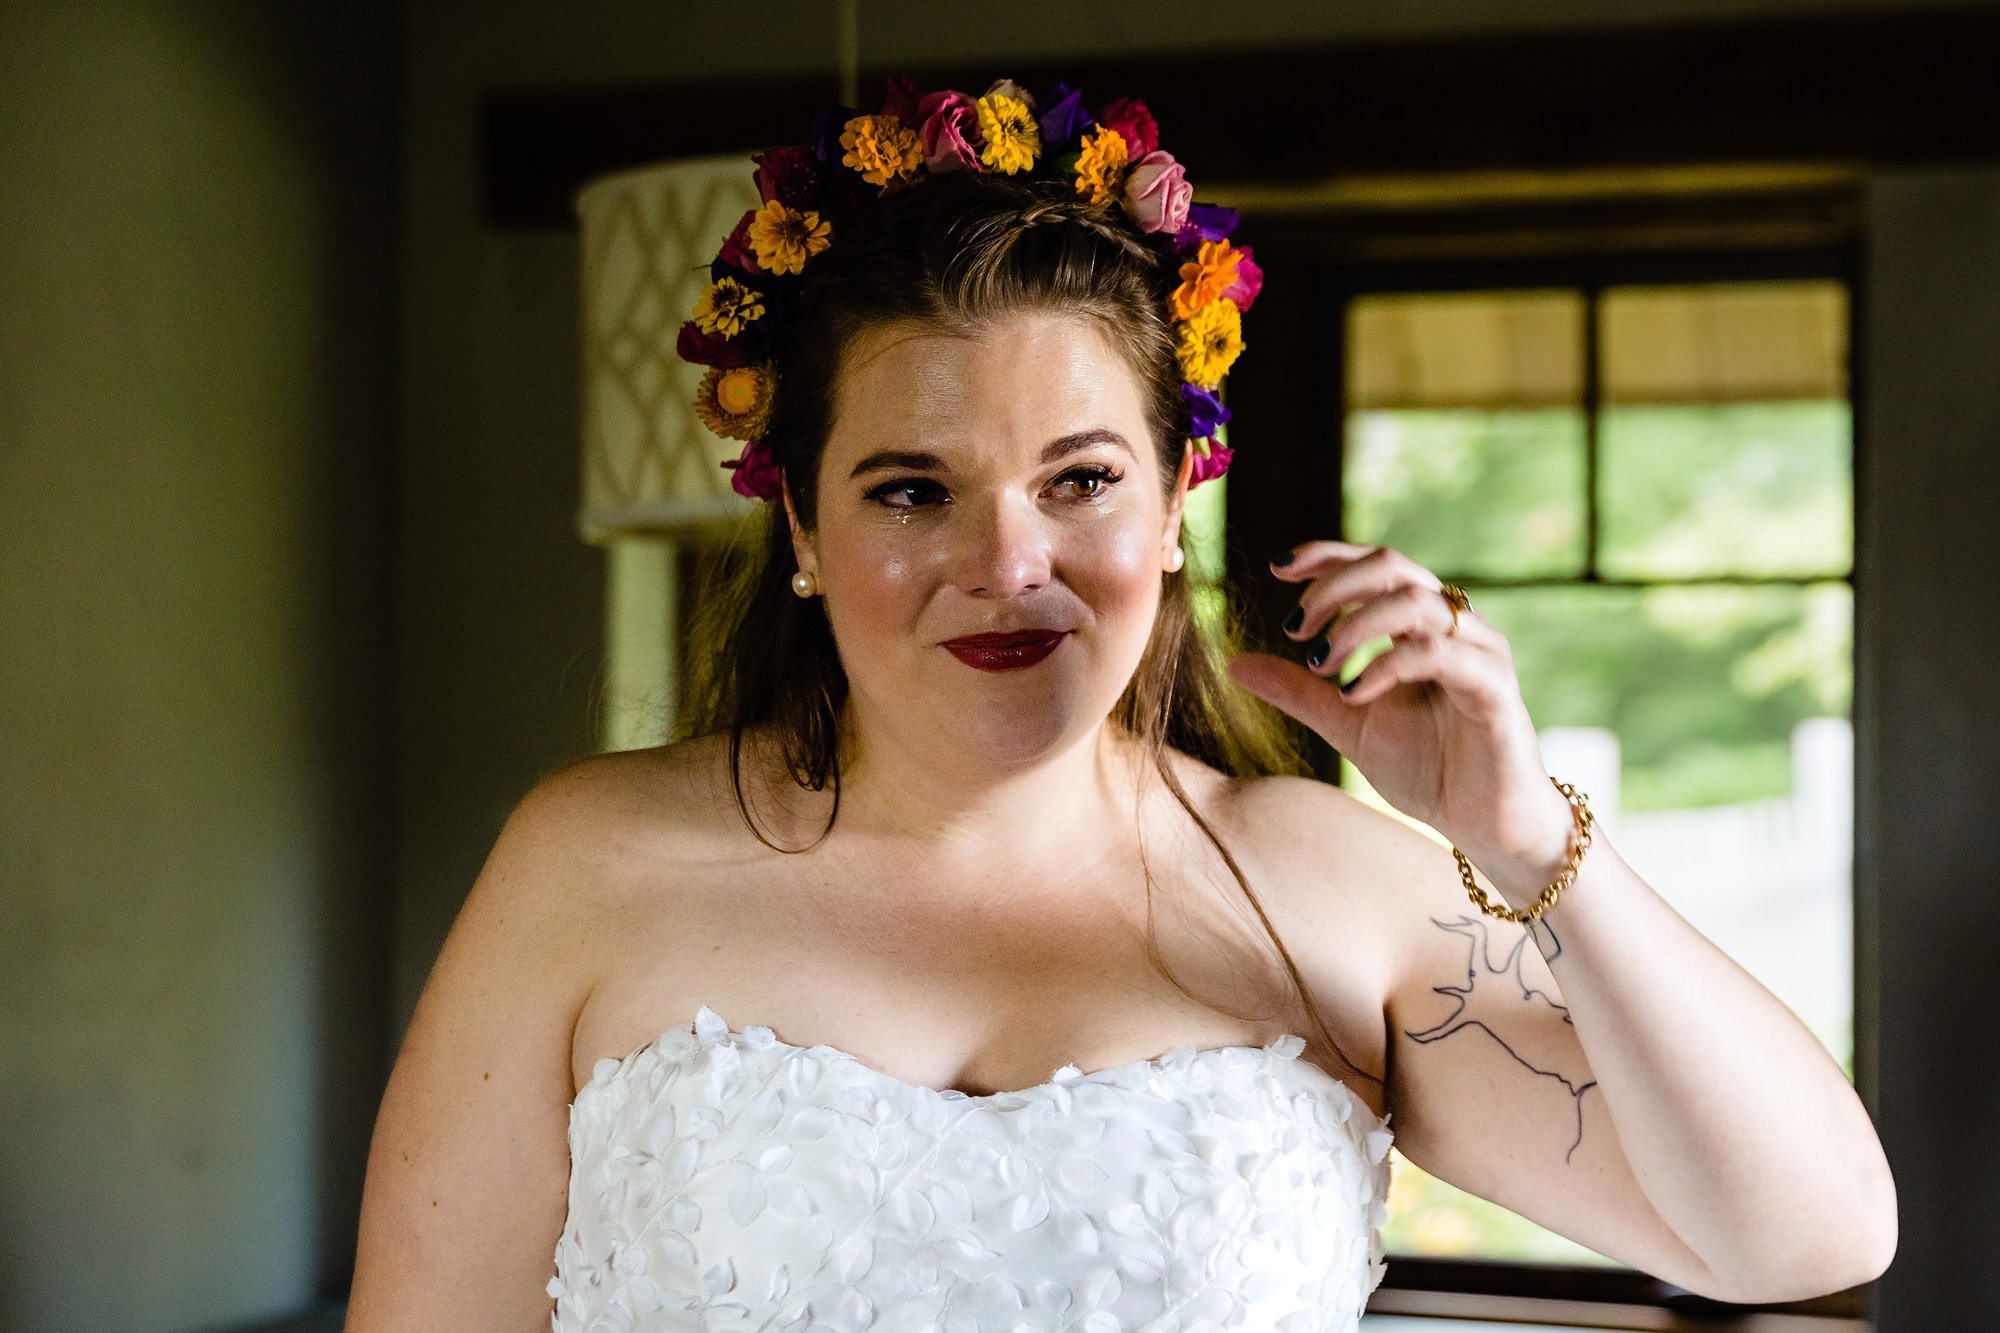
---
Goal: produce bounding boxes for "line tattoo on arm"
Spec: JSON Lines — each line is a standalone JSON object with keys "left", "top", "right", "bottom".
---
{"left": 1404, "top": 915, "right": 1597, "bottom": 1163}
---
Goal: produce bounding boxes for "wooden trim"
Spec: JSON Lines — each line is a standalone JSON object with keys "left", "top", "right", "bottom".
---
{"left": 482, "top": 7, "right": 2000, "bottom": 227}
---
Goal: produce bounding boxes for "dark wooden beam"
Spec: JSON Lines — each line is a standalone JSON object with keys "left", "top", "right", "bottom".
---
{"left": 483, "top": 7, "right": 2000, "bottom": 228}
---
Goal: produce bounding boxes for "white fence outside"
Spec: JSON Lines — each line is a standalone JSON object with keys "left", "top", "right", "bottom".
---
{"left": 1541, "top": 719, "right": 1854, "bottom": 1065}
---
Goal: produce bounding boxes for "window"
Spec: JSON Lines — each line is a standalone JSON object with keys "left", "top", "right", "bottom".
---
{"left": 1340, "top": 280, "right": 1854, "bottom": 1268}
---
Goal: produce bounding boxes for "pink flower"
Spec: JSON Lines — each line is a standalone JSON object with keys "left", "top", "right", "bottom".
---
{"left": 722, "top": 439, "right": 784, "bottom": 501}
{"left": 1098, "top": 97, "right": 1159, "bottom": 161}
{"left": 1121, "top": 150, "right": 1191, "bottom": 235}
{"left": 1188, "top": 440, "right": 1233, "bottom": 486}
{"left": 1221, "top": 245, "right": 1263, "bottom": 312}
{"left": 981, "top": 78, "right": 1037, "bottom": 110}
{"left": 917, "top": 90, "right": 982, "bottom": 173}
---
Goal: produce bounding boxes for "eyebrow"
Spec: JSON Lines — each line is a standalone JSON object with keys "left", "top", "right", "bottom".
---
{"left": 846, "top": 430, "right": 1136, "bottom": 479}
{"left": 1042, "top": 429, "right": 1136, "bottom": 463}
{"left": 849, "top": 450, "right": 946, "bottom": 479}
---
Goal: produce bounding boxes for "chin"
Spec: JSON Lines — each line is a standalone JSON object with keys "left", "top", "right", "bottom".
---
{"left": 935, "top": 672, "right": 1093, "bottom": 766}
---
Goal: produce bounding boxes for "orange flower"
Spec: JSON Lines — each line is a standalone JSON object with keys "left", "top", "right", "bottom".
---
{"left": 1169, "top": 240, "right": 1245, "bottom": 321}
{"left": 1072, "top": 124, "right": 1129, "bottom": 206}
{"left": 694, "top": 364, "right": 774, "bottom": 441}
{"left": 840, "top": 114, "right": 924, "bottom": 190}
{"left": 747, "top": 200, "right": 831, "bottom": 276}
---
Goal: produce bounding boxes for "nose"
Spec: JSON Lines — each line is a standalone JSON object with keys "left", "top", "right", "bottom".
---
{"left": 954, "top": 492, "right": 1052, "bottom": 599}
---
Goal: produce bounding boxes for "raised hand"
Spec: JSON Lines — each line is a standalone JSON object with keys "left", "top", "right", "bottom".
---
{"left": 1226, "top": 541, "right": 1574, "bottom": 894}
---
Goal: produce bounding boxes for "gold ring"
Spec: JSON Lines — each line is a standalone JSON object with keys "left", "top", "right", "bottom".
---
{"left": 1439, "top": 583, "right": 1472, "bottom": 635}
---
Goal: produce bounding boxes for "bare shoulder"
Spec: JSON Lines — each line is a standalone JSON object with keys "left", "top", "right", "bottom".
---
{"left": 1182, "top": 762, "right": 1458, "bottom": 918}
{"left": 1163, "top": 755, "right": 1469, "bottom": 1018}
{"left": 487, "top": 732, "right": 761, "bottom": 909}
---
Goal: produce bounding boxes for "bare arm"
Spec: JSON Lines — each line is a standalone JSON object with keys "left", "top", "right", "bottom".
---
{"left": 1232, "top": 541, "right": 1895, "bottom": 1304}
{"left": 346, "top": 764, "right": 610, "bottom": 1332}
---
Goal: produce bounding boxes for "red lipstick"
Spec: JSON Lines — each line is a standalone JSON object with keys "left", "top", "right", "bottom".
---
{"left": 941, "top": 629, "right": 1068, "bottom": 672}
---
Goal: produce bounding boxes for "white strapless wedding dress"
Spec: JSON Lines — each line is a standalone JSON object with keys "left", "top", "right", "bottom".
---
{"left": 549, "top": 1008, "right": 1392, "bottom": 1333}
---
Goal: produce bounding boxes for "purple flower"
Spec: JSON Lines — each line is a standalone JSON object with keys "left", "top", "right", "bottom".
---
{"left": 810, "top": 106, "right": 860, "bottom": 170}
{"left": 1181, "top": 383, "right": 1232, "bottom": 440}
{"left": 1037, "top": 83, "right": 1094, "bottom": 146}
{"left": 1172, "top": 202, "right": 1242, "bottom": 255}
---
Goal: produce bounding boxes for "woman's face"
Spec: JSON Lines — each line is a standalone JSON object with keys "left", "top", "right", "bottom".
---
{"left": 793, "top": 311, "right": 1187, "bottom": 771}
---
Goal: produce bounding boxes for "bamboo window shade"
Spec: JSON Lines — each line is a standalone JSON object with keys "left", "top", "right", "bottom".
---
{"left": 1347, "top": 281, "right": 1847, "bottom": 410}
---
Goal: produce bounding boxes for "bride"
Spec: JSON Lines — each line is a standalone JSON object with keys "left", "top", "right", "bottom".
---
{"left": 345, "top": 80, "right": 1894, "bottom": 1332}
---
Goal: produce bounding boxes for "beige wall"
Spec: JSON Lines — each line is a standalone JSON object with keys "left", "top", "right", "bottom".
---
{"left": 0, "top": 2, "right": 396, "bottom": 1329}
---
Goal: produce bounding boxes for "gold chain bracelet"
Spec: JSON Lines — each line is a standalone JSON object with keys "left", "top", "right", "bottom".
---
{"left": 1453, "top": 776, "right": 1596, "bottom": 925}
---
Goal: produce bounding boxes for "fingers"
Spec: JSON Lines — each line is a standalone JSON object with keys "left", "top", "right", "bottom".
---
{"left": 1272, "top": 545, "right": 1445, "bottom": 644}
{"left": 1339, "top": 635, "right": 1508, "bottom": 710}
{"left": 1268, "top": 540, "right": 1381, "bottom": 584}
{"left": 1226, "top": 652, "right": 1363, "bottom": 752}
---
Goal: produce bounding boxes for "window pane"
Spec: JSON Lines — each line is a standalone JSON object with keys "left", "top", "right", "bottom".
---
{"left": 1345, "top": 290, "right": 1587, "bottom": 579}
{"left": 1601, "top": 281, "right": 1848, "bottom": 406}
{"left": 1349, "top": 290, "right": 1583, "bottom": 410}
{"left": 1346, "top": 409, "right": 1587, "bottom": 579}
{"left": 1598, "top": 401, "right": 1853, "bottom": 579}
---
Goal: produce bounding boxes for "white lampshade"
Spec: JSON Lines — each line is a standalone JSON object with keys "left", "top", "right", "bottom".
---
{"left": 576, "top": 156, "right": 764, "bottom": 543}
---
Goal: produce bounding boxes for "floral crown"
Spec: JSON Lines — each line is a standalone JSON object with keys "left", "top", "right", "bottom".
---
{"left": 675, "top": 77, "right": 1260, "bottom": 502}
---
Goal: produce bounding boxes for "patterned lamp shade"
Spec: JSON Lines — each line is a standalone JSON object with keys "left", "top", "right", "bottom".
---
{"left": 576, "top": 156, "right": 763, "bottom": 542}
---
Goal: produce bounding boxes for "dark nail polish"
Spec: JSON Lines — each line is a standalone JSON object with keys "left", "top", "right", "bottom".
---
{"left": 1282, "top": 606, "right": 1305, "bottom": 635}
{"left": 1307, "top": 639, "right": 1328, "bottom": 669}
{"left": 1271, "top": 549, "right": 1295, "bottom": 567}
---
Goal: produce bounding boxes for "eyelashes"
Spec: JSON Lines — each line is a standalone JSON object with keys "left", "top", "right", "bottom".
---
{"left": 862, "top": 464, "right": 1127, "bottom": 511}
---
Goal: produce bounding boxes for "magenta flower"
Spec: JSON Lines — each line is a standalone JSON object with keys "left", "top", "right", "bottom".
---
{"left": 677, "top": 322, "right": 752, "bottom": 369}
{"left": 1098, "top": 97, "right": 1159, "bottom": 160}
{"left": 717, "top": 209, "right": 759, "bottom": 272}
{"left": 722, "top": 439, "right": 784, "bottom": 501}
{"left": 751, "top": 148, "right": 822, "bottom": 208}
{"left": 1221, "top": 246, "right": 1263, "bottom": 312}
{"left": 1188, "top": 440, "right": 1234, "bottom": 486}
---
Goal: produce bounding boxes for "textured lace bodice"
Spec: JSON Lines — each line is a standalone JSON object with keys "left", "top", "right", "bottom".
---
{"left": 550, "top": 1008, "right": 1391, "bottom": 1332}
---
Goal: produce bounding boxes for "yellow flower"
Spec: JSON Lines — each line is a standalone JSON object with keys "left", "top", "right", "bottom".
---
{"left": 1073, "top": 124, "right": 1129, "bottom": 206}
{"left": 1175, "top": 298, "right": 1244, "bottom": 389}
{"left": 694, "top": 364, "right": 774, "bottom": 441}
{"left": 746, "top": 200, "right": 832, "bottom": 277}
{"left": 691, "top": 276, "right": 766, "bottom": 338}
{"left": 841, "top": 114, "right": 924, "bottom": 190}
{"left": 1170, "top": 240, "right": 1244, "bottom": 321}
{"left": 976, "top": 93, "right": 1041, "bottom": 175}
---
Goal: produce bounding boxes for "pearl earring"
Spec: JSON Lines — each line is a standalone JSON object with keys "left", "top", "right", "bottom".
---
{"left": 790, "top": 570, "right": 819, "bottom": 598}
{"left": 1165, "top": 545, "right": 1186, "bottom": 573}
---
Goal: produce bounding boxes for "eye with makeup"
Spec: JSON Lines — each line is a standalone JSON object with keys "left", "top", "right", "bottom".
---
{"left": 862, "top": 476, "right": 950, "bottom": 510}
{"left": 1046, "top": 463, "right": 1125, "bottom": 501}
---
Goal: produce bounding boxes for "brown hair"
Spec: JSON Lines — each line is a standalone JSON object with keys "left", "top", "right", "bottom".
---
{"left": 682, "top": 173, "right": 1371, "bottom": 1082}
